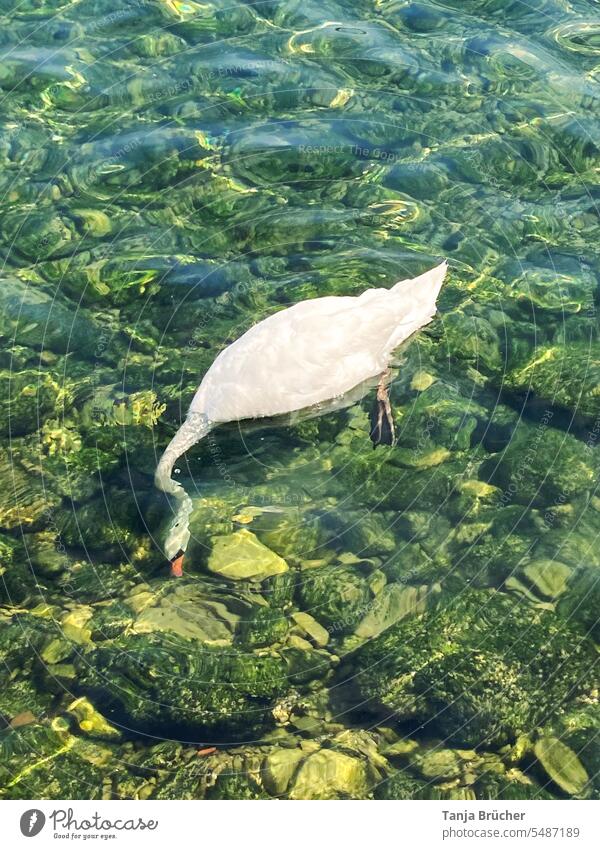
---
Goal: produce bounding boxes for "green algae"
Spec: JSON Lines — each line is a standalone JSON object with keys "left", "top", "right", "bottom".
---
{"left": 340, "top": 590, "right": 597, "bottom": 748}
{"left": 533, "top": 737, "right": 589, "bottom": 797}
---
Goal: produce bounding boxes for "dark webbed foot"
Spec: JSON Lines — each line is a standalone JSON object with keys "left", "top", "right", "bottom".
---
{"left": 370, "top": 371, "right": 396, "bottom": 447}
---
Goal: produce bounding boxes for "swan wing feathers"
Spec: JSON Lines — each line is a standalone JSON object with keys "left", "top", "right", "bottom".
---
{"left": 190, "top": 261, "right": 447, "bottom": 422}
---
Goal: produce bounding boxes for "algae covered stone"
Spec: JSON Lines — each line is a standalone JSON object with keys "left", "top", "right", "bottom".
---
{"left": 340, "top": 590, "right": 597, "bottom": 747}
{"left": 297, "top": 565, "right": 370, "bottom": 633}
{"left": 288, "top": 749, "right": 370, "bottom": 800}
{"left": 207, "top": 529, "right": 289, "bottom": 581}
{"left": 506, "top": 343, "right": 600, "bottom": 423}
{"left": 131, "top": 582, "right": 243, "bottom": 646}
{"left": 262, "top": 747, "right": 305, "bottom": 796}
{"left": 77, "top": 632, "right": 287, "bottom": 741}
{"left": 482, "top": 423, "right": 596, "bottom": 507}
{"left": 354, "top": 583, "right": 434, "bottom": 639}
{"left": 533, "top": 737, "right": 589, "bottom": 797}
{"left": 0, "top": 723, "right": 112, "bottom": 800}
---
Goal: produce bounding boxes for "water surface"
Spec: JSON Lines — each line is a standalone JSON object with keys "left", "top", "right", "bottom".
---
{"left": 0, "top": 0, "right": 599, "bottom": 800}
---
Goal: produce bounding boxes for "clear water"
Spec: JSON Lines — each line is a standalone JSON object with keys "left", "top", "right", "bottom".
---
{"left": 0, "top": 0, "right": 598, "bottom": 800}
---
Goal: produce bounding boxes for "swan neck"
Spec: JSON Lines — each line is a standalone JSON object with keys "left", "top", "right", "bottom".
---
{"left": 155, "top": 412, "right": 211, "bottom": 495}
{"left": 155, "top": 411, "right": 212, "bottom": 561}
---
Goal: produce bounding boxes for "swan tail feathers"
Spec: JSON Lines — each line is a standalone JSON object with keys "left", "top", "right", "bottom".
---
{"left": 391, "top": 259, "right": 448, "bottom": 307}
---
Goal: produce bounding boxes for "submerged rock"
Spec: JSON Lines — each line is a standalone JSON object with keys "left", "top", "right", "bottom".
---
{"left": 339, "top": 589, "right": 597, "bottom": 747}
{"left": 65, "top": 697, "right": 121, "bottom": 741}
{"left": 207, "top": 529, "right": 289, "bottom": 581}
{"left": 533, "top": 737, "right": 589, "bottom": 797}
{"left": 482, "top": 423, "right": 596, "bottom": 507}
{"left": 77, "top": 632, "right": 287, "bottom": 741}
{"left": 288, "top": 749, "right": 371, "bottom": 800}
{"left": 130, "top": 582, "right": 246, "bottom": 646}
{"left": 0, "top": 723, "right": 113, "bottom": 800}
{"left": 297, "top": 565, "right": 370, "bottom": 634}
{"left": 506, "top": 343, "right": 600, "bottom": 423}
{"left": 262, "top": 747, "right": 305, "bottom": 796}
{"left": 353, "top": 582, "right": 436, "bottom": 640}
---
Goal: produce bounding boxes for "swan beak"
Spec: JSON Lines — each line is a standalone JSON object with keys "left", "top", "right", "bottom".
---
{"left": 169, "top": 550, "right": 185, "bottom": 578}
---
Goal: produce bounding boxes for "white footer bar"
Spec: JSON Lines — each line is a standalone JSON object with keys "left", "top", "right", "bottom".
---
{"left": 0, "top": 799, "right": 596, "bottom": 848}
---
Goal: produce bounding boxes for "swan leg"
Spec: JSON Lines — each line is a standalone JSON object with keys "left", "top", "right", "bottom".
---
{"left": 370, "top": 369, "right": 396, "bottom": 447}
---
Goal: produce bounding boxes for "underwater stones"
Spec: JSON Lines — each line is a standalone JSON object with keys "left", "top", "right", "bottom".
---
{"left": 247, "top": 508, "right": 322, "bottom": 563}
{"left": 59, "top": 561, "right": 138, "bottom": 603}
{"left": 26, "top": 531, "right": 68, "bottom": 576}
{"left": 239, "top": 605, "right": 289, "bottom": 648}
{"left": 41, "top": 440, "right": 121, "bottom": 501}
{"left": 0, "top": 723, "right": 112, "bottom": 800}
{"left": 410, "top": 370, "right": 437, "bottom": 391}
{"left": 81, "top": 386, "right": 166, "bottom": 429}
{"left": 131, "top": 582, "right": 243, "bottom": 646}
{"left": 393, "top": 445, "right": 451, "bottom": 469}
{"left": 342, "top": 590, "right": 597, "bottom": 747}
{"left": 543, "top": 706, "right": 600, "bottom": 792}
{"left": 412, "top": 748, "right": 462, "bottom": 780}
{"left": 381, "top": 739, "right": 553, "bottom": 800}
{"left": 263, "top": 570, "right": 297, "bottom": 607}
{"left": 281, "top": 644, "right": 333, "bottom": 685}
{"left": 384, "top": 161, "right": 448, "bottom": 199}
{"left": 288, "top": 749, "right": 370, "bottom": 800}
{"left": 556, "top": 567, "right": 600, "bottom": 642}
{"left": 0, "top": 613, "right": 57, "bottom": 688}
{"left": 353, "top": 582, "right": 435, "bottom": 640}
{"left": 0, "top": 369, "right": 62, "bottom": 436}
{"left": 205, "top": 770, "right": 269, "bottom": 800}
{"left": 505, "top": 343, "right": 600, "bottom": 423}
{"left": 400, "top": 379, "right": 485, "bottom": 453}
{"left": 5, "top": 212, "right": 74, "bottom": 262}
{"left": 0, "top": 448, "right": 59, "bottom": 531}
{"left": 77, "top": 632, "right": 287, "bottom": 740}
{"left": 482, "top": 423, "right": 596, "bottom": 507}
{"left": 40, "top": 635, "right": 74, "bottom": 666}
{"left": 297, "top": 565, "right": 370, "bottom": 634}
{"left": 437, "top": 311, "right": 503, "bottom": 375}
{"left": 533, "top": 737, "right": 589, "bottom": 797}
{"left": 66, "top": 697, "right": 121, "bottom": 741}
{"left": 0, "top": 535, "right": 37, "bottom": 604}
{"left": 60, "top": 606, "right": 93, "bottom": 646}
{"left": 291, "top": 612, "right": 329, "bottom": 647}
{"left": 321, "top": 509, "right": 396, "bottom": 557}
{"left": 57, "top": 491, "right": 145, "bottom": 554}
{"left": 475, "top": 773, "right": 554, "bottom": 801}
{"left": 374, "top": 769, "right": 428, "bottom": 800}
{"left": 0, "top": 278, "right": 97, "bottom": 354}
{"left": 508, "top": 267, "right": 596, "bottom": 316}
{"left": 89, "top": 601, "right": 135, "bottom": 642}
{"left": 207, "top": 529, "right": 288, "bottom": 581}
{"left": 0, "top": 676, "right": 52, "bottom": 728}
{"left": 520, "top": 559, "right": 572, "bottom": 600}
{"left": 262, "top": 747, "right": 305, "bottom": 796}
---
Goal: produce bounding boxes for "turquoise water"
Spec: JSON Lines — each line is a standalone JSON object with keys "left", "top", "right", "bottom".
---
{"left": 0, "top": 0, "right": 599, "bottom": 800}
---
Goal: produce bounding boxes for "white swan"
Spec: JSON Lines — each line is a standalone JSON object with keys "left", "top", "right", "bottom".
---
{"left": 155, "top": 260, "right": 448, "bottom": 575}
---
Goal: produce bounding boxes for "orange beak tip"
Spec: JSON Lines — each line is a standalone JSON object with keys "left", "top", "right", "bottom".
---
{"left": 170, "top": 553, "right": 184, "bottom": 577}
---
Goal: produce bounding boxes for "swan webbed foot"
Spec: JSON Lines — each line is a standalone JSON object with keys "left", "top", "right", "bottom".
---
{"left": 169, "top": 550, "right": 185, "bottom": 578}
{"left": 369, "top": 371, "right": 396, "bottom": 447}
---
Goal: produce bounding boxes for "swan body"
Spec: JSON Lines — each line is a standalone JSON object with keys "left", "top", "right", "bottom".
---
{"left": 155, "top": 260, "right": 447, "bottom": 569}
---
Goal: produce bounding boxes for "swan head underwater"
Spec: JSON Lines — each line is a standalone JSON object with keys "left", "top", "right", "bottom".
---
{"left": 155, "top": 260, "right": 448, "bottom": 576}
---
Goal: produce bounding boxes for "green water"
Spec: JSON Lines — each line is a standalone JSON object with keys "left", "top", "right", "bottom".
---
{"left": 0, "top": 0, "right": 599, "bottom": 800}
